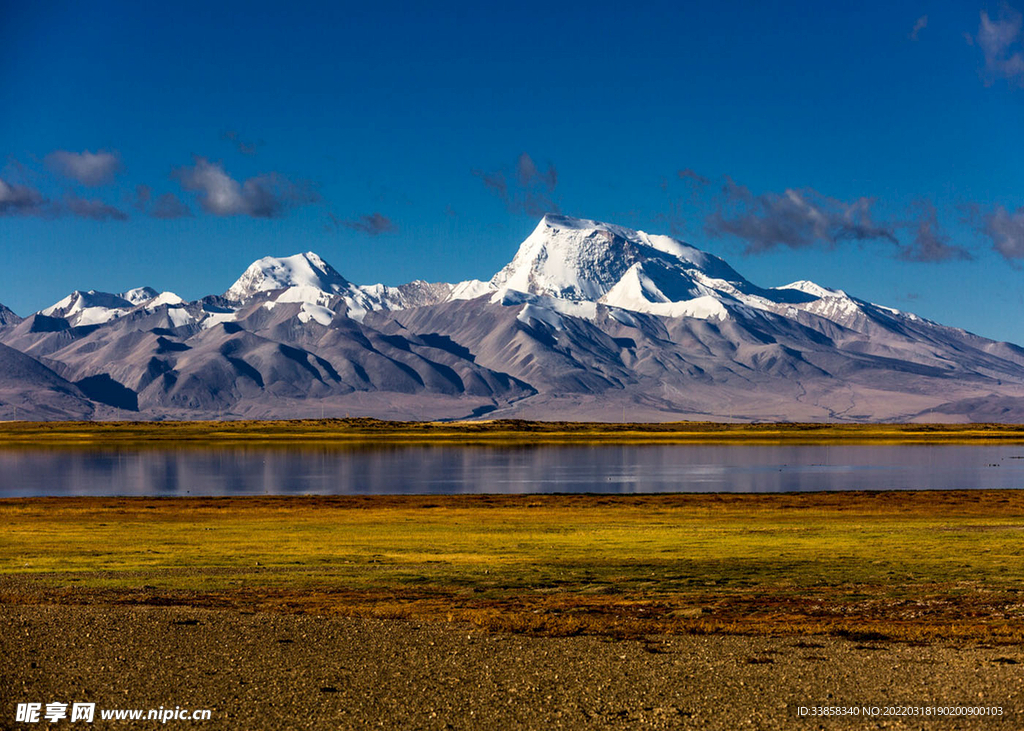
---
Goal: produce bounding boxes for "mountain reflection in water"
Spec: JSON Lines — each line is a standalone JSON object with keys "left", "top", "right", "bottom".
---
{"left": 2, "top": 445, "right": 1023, "bottom": 497}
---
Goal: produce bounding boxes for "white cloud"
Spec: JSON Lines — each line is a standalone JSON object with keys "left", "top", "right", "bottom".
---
{"left": 173, "top": 157, "right": 316, "bottom": 218}
{"left": 45, "top": 150, "right": 122, "bottom": 186}
{"left": 976, "top": 5, "right": 1024, "bottom": 85}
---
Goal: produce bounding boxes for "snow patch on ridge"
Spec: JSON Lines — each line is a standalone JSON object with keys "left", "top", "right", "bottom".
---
{"left": 297, "top": 302, "right": 334, "bottom": 326}
{"left": 275, "top": 285, "right": 336, "bottom": 308}
{"left": 165, "top": 308, "right": 194, "bottom": 328}
{"left": 449, "top": 279, "right": 494, "bottom": 301}
{"left": 499, "top": 289, "right": 598, "bottom": 331}
{"left": 200, "top": 311, "right": 238, "bottom": 330}
{"left": 598, "top": 264, "right": 730, "bottom": 321}
{"left": 145, "top": 291, "right": 185, "bottom": 308}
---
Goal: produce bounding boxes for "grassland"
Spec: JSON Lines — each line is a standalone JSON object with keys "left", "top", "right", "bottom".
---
{"left": 4, "top": 491, "right": 1024, "bottom": 643}
{"left": 4, "top": 418, "right": 1024, "bottom": 447}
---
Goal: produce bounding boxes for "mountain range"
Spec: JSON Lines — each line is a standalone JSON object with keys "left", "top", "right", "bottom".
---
{"left": 3, "top": 214, "right": 1024, "bottom": 422}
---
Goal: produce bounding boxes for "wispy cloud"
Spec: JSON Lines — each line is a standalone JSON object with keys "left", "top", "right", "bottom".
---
{"left": 705, "top": 178, "right": 897, "bottom": 253}
{"left": 0, "top": 178, "right": 48, "bottom": 216}
{"left": 173, "top": 157, "right": 317, "bottom": 218}
{"left": 666, "top": 169, "right": 980, "bottom": 264}
{"left": 133, "top": 184, "right": 192, "bottom": 219}
{"left": 474, "top": 153, "right": 559, "bottom": 217}
{"left": 678, "top": 168, "right": 710, "bottom": 186}
{"left": 45, "top": 150, "right": 122, "bottom": 186}
{"left": 973, "top": 4, "right": 1024, "bottom": 85}
{"left": 909, "top": 15, "right": 928, "bottom": 41}
{"left": 979, "top": 204, "right": 1024, "bottom": 259}
{"left": 330, "top": 212, "right": 397, "bottom": 235}
{"left": 2, "top": 171, "right": 128, "bottom": 221}
{"left": 150, "top": 193, "right": 192, "bottom": 219}
{"left": 897, "top": 202, "right": 972, "bottom": 262}
{"left": 64, "top": 195, "right": 129, "bottom": 222}
{"left": 132, "top": 184, "right": 152, "bottom": 212}
{"left": 222, "top": 130, "right": 264, "bottom": 156}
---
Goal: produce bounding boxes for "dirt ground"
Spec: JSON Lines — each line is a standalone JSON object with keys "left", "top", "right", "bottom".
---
{"left": 3, "top": 604, "right": 1022, "bottom": 730}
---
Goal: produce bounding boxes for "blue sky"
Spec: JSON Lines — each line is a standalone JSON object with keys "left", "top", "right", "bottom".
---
{"left": 3, "top": 1, "right": 1024, "bottom": 342}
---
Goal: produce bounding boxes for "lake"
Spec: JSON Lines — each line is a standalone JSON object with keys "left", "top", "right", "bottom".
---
{"left": 2, "top": 444, "right": 1024, "bottom": 497}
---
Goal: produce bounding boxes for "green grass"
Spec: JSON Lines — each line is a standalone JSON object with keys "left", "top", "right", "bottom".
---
{"left": 4, "top": 492, "right": 1024, "bottom": 642}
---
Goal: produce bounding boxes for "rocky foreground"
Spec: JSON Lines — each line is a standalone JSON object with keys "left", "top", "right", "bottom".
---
{"left": 3, "top": 605, "right": 1022, "bottom": 730}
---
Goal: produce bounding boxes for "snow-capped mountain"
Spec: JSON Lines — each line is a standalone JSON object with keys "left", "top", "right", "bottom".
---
{"left": 40, "top": 290, "right": 138, "bottom": 326}
{"left": 225, "top": 252, "right": 349, "bottom": 302}
{"left": 491, "top": 214, "right": 750, "bottom": 306}
{"left": 37, "top": 287, "right": 191, "bottom": 328}
{"left": 122, "top": 287, "right": 161, "bottom": 305}
{"left": 5, "top": 214, "right": 1024, "bottom": 422}
{"left": 223, "top": 250, "right": 490, "bottom": 324}
{"left": 488, "top": 215, "right": 922, "bottom": 328}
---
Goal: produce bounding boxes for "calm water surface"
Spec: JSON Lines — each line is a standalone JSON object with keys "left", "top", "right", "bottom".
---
{"left": 2, "top": 445, "right": 1024, "bottom": 497}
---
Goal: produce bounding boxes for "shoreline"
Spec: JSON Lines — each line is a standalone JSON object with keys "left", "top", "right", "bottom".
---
{"left": 5, "top": 418, "right": 1024, "bottom": 446}
{"left": 4, "top": 487, "right": 1024, "bottom": 504}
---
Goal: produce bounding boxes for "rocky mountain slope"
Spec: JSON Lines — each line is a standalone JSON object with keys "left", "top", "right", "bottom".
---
{"left": 0, "top": 303, "right": 22, "bottom": 328}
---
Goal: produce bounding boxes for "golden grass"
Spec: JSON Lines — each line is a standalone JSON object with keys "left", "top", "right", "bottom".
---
{"left": 3, "top": 492, "right": 1024, "bottom": 643}
{"left": 4, "top": 418, "right": 1024, "bottom": 447}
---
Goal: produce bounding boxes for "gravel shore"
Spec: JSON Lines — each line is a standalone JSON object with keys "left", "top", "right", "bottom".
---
{"left": 3, "top": 604, "right": 1023, "bottom": 729}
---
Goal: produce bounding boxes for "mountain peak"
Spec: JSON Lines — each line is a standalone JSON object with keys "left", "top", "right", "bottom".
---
{"left": 121, "top": 286, "right": 160, "bottom": 305}
{"left": 0, "top": 302, "right": 21, "bottom": 327}
{"left": 40, "top": 290, "right": 138, "bottom": 325}
{"left": 225, "top": 252, "right": 349, "bottom": 302}
{"left": 490, "top": 214, "right": 748, "bottom": 306}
